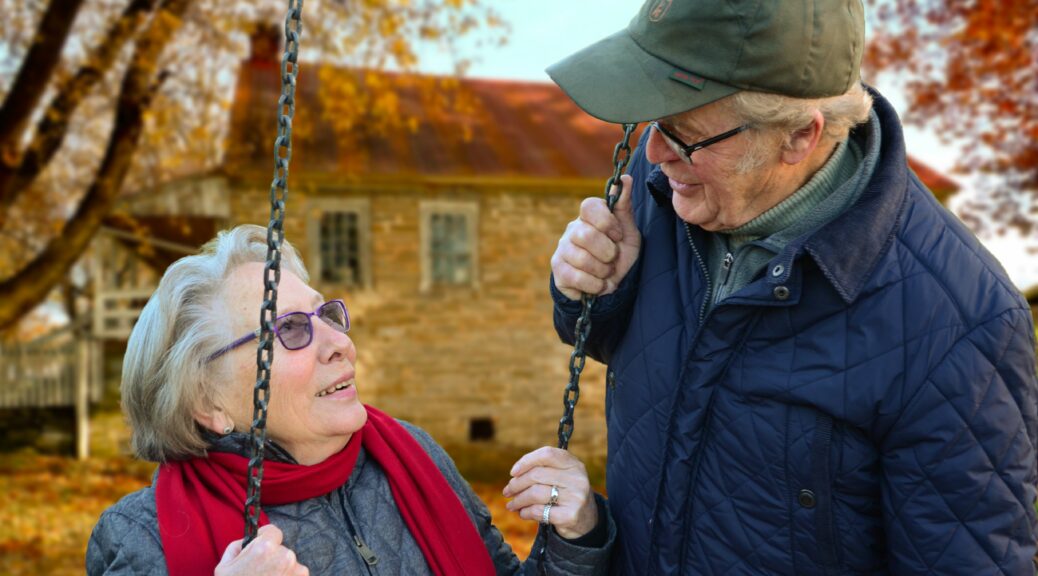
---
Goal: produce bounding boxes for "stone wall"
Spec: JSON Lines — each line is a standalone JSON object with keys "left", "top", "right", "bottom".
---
{"left": 230, "top": 179, "right": 609, "bottom": 471}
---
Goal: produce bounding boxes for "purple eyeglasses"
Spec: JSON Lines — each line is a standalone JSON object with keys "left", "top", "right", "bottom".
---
{"left": 207, "top": 299, "right": 350, "bottom": 362}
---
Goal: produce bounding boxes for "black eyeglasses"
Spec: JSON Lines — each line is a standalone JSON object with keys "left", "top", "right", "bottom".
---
{"left": 207, "top": 299, "right": 350, "bottom": 362}
{"left": 651, "top": 121, "right": 750, "bottom": 165}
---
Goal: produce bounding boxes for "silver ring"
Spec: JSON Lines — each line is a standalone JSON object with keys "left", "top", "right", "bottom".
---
{"left": 549, "top": 485, "right": 560, "bottom": 506}
{"left": 541, "top": 502, "right": 552, "bottom": 525}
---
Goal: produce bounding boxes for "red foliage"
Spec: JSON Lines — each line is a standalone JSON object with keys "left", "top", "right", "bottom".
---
{"left": 865, "top": 0, "right": 1038, "bottom": 233}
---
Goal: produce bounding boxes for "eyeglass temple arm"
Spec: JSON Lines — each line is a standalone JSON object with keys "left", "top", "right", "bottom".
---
{"left": 207, "top": 329, "right": 262, "bottom": 362}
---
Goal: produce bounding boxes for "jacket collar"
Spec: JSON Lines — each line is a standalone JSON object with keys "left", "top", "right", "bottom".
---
{"left": 800, "top": 87, "right": 907, "bottom": 304}
{"left": 645, "top": 86, "right": 908, "bottom": 305}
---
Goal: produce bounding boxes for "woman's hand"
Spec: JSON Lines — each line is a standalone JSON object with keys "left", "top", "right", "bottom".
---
{"left": 215, "top": 524, "right": 309, "bottom": 576}
{"left": 503, "top": 446, "right": 598, "bottom": 539}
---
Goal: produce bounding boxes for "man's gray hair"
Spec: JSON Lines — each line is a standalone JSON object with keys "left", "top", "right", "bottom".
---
{"left": 121, "top": 224, "right": 309, "bottom": 462}
{"left": 728, "top": 82, "right": 873, "bottom": 173}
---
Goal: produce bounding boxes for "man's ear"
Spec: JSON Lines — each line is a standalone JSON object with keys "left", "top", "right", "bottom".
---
{"left": 781, "top": 109, "right": 825, "bottom": 166}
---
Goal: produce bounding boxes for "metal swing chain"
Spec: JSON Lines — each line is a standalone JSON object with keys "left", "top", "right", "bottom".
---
{"left": 536, "top": 123, "right": 636, "bottom": 575}
{"left": 243, "top": 0, "right": 304, "bottom": 547}
{"left": 555, "top": 122, "right": 637, "bottom": 451}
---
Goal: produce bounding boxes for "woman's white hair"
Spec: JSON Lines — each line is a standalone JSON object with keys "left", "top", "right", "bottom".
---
{"left": 726, "top": 82, "right": 873, "bottom": 173}
{"left": 121, "top": 224, "right": 309, "bottom": 462}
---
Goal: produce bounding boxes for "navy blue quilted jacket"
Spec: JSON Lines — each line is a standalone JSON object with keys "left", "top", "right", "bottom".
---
{"left": 552, "top": 89, "right": 1038, "bottom": 575}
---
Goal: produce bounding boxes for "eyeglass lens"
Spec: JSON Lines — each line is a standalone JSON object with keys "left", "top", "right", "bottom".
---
{"left": 275, "top": 301, "right": 349, "bottom": 350}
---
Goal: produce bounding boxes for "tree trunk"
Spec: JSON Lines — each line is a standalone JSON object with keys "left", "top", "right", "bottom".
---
{"left": 0, "top": 0, "right": 160, "bottom": 223}
{"left": 0, "top": 0, "right": 86, "bottom": 163}
{"left": 0, "top": 0, "right": 191, "bottom": 331}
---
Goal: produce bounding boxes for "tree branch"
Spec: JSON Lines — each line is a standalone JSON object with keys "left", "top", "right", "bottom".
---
{"left": 0, "top": 0, "right": 86, "bottom": 163}
{"left": 0, "top": 0, "right": 160, "bottom": 218}
{"left": 0, "top": 0, "right": 191, "bottom": 331}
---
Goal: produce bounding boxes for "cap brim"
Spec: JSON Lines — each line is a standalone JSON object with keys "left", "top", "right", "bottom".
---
{"left": 546, "top": 30, "right": 739, "bottom": 124}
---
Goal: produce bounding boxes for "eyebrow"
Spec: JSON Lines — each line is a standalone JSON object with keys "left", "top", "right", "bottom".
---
{"left": 665, "top": 118, "right": 707, "bottom": 141}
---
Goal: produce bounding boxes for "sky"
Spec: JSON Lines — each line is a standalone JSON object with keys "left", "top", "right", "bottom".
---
{"left": 415, "top": 0, "right": 1038, "bottom": 291}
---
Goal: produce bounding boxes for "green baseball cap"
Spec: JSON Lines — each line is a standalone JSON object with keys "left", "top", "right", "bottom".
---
{"left": 547, "top": 0, "right": 865, "bottom": 123}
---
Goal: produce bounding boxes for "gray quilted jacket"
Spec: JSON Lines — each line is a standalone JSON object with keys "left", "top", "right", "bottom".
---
{"left": 87, "top": 421, "right": 614, "bottom": 575}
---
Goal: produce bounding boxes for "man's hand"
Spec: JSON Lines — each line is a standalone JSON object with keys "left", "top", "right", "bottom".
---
{"left": 551, "top": 174, "right": 640, "bottom": 301}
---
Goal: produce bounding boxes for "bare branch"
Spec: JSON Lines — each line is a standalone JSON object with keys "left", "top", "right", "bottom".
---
{"left": 0, "top": 0, "right": 160, "bottom": 218}
{"left": 0, "top": 0, "right": 191, "bottom": 331}
{"left": 0, "top": 0, "right": 87, "bottom": 161}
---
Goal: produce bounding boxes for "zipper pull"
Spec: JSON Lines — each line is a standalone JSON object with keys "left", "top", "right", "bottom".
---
{"left": 354, "top": 534, "right": 379, "bottom": 566}
{"left": 722, "top": 252, "right": 734, "bottom": 270}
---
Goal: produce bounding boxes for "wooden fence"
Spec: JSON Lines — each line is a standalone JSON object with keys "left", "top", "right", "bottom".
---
{"left": 0, "top": 323, "right": 103, "bottom": 459}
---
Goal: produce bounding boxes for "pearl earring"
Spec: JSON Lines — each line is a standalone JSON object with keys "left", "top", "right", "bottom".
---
{"left": 223, "top": 424, "right": 234, "bottom": 435}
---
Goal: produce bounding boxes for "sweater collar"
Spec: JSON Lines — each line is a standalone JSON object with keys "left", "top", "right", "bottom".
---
{"left": 645, "top": 86, "right": 909, "bottom": 305}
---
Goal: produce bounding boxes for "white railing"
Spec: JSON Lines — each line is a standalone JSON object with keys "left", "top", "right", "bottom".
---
{"left": 93, "top": 288, "right": 154, "bottom": 339}
{"left": 0, "top": 325, "right": 102, "bottom": 409}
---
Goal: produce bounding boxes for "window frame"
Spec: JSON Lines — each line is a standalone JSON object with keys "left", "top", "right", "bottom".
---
{"left": 306, "top": 197, "right": 372, "bottom": 291}
{"left": 419, "top": 200, "right": 479, "bottom": 292}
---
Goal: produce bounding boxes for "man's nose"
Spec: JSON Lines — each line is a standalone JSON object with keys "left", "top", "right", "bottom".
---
{"left": 645, "top": 126, "right": 680, "bottom": 165}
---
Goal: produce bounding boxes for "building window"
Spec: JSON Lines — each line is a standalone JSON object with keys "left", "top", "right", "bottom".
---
{"left": 307, "top": 198, "right": 371, "bottom": 289}
{"left": 420, "top": 201, "right": 478, "bottom": 291}
{"left": 320, "top": 212, "right": 361, "bottom": 284}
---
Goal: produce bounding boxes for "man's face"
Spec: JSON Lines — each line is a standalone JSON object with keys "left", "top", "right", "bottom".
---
{"left": 645, "top": 99, "right": 784, "bottom": 231}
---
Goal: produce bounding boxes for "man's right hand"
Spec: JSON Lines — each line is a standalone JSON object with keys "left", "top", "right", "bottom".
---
{"left": 551, "top": 174, "right": 640, "bottom": 301}
{"left": 216, "top": 524, "right": 309, "bottom": 576}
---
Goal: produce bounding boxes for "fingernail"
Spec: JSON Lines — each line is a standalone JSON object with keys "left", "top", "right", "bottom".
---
{"left": 510, "top": 463, "right": 518, "bottom": 476}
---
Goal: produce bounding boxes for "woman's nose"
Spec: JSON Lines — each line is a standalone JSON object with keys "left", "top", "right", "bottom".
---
{"left": 645, "top": 126, "right": 680, "bottom": 165}
{"left": 316, "top": 319, "right": 355, "bottom": 362}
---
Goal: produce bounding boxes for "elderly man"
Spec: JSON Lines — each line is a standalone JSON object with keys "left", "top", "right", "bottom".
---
{"left": 547, "top": 0, "right": 1038, "bottom": 574}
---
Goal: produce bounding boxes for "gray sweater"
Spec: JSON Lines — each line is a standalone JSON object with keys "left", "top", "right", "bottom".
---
{"left": 86, "top": 421, "right": 614, "bottom": 575}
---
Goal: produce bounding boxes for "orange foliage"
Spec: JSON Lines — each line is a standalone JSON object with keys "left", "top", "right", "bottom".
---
{"left": 865, "top": 0, "right": 1038, "bottom": 233}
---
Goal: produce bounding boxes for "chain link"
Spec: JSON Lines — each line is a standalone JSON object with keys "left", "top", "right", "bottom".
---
{"left": 243, "top": 0, "right": 303, "bottom": 547}
{"left": 537, "top": 122, "right": 637, "bottom": 575}
{"left": 556, "top": 122, "right": 636, "bottom": 450}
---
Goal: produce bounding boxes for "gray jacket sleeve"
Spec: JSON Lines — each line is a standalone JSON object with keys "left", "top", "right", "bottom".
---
{"left": 86, "top": 488, "right": 167, "bottom": 576}
{"left": 399, "top": 421, "right": 615, "bottom": 576}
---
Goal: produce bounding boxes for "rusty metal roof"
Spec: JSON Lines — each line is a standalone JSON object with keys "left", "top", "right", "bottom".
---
{"left": 225, "top": 60, "right": 957, "bottom": 195}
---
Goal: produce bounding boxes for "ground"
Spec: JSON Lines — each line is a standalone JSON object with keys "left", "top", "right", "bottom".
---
{"left": 0, "top": 410, "right": 543, "bottom": 575}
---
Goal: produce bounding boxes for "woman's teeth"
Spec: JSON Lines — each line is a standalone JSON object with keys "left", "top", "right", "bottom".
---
{"left": 316, "top": 381, "right": 351, "bottom": 397}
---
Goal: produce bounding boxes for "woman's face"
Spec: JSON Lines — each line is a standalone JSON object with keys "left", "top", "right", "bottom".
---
{"left": 217, "top": 262, "right": 367, "bottom": 464}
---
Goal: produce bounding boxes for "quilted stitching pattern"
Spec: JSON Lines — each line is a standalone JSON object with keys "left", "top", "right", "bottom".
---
{"left": 552, "top": 93, "right": 1038, "bottom": 575}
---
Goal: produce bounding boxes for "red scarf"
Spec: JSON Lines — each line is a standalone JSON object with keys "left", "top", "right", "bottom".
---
{"left": 156, "top": 406, "right": 495, "bottom": 576}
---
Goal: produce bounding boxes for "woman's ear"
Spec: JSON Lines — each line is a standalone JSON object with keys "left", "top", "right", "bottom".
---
{"left": 194, "top": 406, "right": 233, "bottom": 435}
{"left": 781, "top": 109, "right": 826, "bottom": 166}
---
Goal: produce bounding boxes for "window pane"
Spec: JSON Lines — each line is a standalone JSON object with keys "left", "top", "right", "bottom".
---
{"left": 320, "top": 211, "right": 361, "bottom": 285}
{"left": 428, "top": 211, "right": 473, "bottom": 285}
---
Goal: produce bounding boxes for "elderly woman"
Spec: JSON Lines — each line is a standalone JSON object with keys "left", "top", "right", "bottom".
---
{"left": 87, "top": 224, "right": 613, "bottom": 575}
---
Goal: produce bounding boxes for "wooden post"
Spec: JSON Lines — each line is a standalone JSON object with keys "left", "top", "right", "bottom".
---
{"left": 75, "top": 338, "right": 90, "bottom": 460}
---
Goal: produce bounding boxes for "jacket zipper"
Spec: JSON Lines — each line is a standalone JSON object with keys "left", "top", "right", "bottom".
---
{"left": 716, "top": 252, "right": 734, "bottom": 305}
{"left": 338, "top": 490, "right": 380, "bottom": 571}
{"left": 684, "top": 222, "right": 712, "bottom": 325}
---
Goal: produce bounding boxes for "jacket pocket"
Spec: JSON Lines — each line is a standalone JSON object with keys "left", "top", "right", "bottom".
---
{"left": 810, "top": 413, "right": 841, "bottom": 572}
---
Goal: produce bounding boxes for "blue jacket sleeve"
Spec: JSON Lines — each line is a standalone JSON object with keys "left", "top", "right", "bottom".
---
{"left": 879, "top": 308, "right": 1038, "bottom": 574}
{"left": 550, "top": 261, "right": 640, "bottom": 365}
